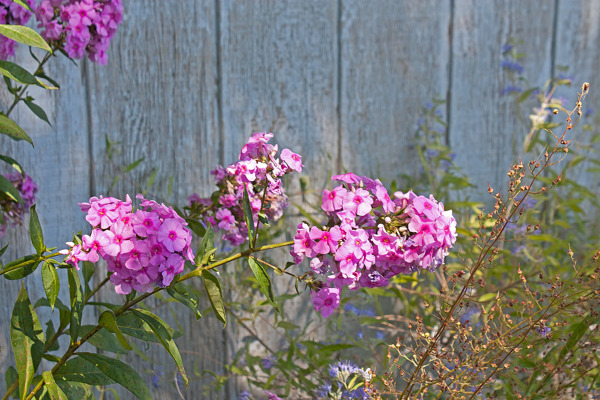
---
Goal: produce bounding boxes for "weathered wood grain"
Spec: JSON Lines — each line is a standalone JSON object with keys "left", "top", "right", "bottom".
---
{"left": 85, "top": 1, "right": 222, "bottom": 399}
{"left": 0, "top": 38, "right": 92, "bottom": 394}
{"left": 219, "top": 1, "right": 339, "bottom": 397}
{"left": 449, "top": 0, "right": 556, "bottom": 202}
{"left": 554, "top": 0, "right": 600, "bottom": 189}
{"left": 340, "top": 0, "right": 451, "bottom": 187}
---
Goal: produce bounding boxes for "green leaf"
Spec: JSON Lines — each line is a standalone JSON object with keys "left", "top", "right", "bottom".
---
{"left": 186, "top": 218, "right": 206, "bottom": 238}
{"left": 29, "top": 205, "right": 44, "bottom": 254}
{"left": 0, "top": 174, "right": 23, "bottom": 204}
{"left": 131, "top": 309, "right": 188, "bottom": 387}
{"left": 55, "top": 381, "right": 93, "bottom": 400}
{"left": 10, "top": 283, "right": 45, "bottom": 400}
{"left": 67, "top": 268, "right": 83, "bottom": 345}
{"left": 77, "top": 352, "right": 151, "bottom": 400}
{"left": 2, "top": 254, "right": 41, "bottom": 280}
{"left": 5, "top": 366, "right": 18, "bottom": 398}
{"left": 0, "top": 154, "right": 24, "bottom": 176}
{"left": 0, "top": 242, "right": 8, "bottom": 258}
{"left": 242, "top": 185, "right": 256, "bottom": 248}
{"left": 55, "top": 356, "right": 115, "bottom": 386}
{"left": 0, "top": 25, "right": 52, "bottom": 53}
{"left": 167, "top": 282, "right": 202, "bottom": 320}
{"left": 78, "top": 325, "right": 128, "bottom": 354}
{"left": 116, "top": 311, "right": 183, "bottom": 342}
{"left": 24, "top": 99, "right": 51, "bottom": 125}
{"left": 41, "top": 261, "right": 59, "bottom": 310}
{"left": 0, "top": 115, "right": 33, "bottom": 146}
{"left": 10, "top": 0, "right": 33, "bottom": 12}
{"left": 35, "top": 72, "right": 60, "bottom": 89}
{"left": 98, "top": 310, "right": 132, "bottom": 350}
{"left": 201, "top": 270, "right": 226, "bottom": 326}
{"left": 123, "top": 157, "right": 144, "bottom": 173}
{"left": 195, "top": 226, "right": 215, "bottom": 267}
{"left": 248, "top": 257, "right": 278, "bottom": 312}
{"left": 277, "top": 321, "right": 299, "bottom": 330}
{"left": 42, "top": 371, "right": 68, "bottom": 400}
{"left": 0, "top": 60, "right": 39, "bottom": 86}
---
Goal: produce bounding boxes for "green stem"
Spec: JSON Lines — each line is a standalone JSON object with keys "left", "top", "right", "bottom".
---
{"left": 0, "top": 251, "right": 61, "bottom": 276}
{"left": 23, "top": 239, "right": 295, "bottom": 399}
{"left": 5, "top": 43, "right": 58, "bottom": 117}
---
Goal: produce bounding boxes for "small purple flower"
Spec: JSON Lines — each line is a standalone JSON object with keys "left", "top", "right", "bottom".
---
{"left": 501, "top": 60, "right": 524, "bottom": 74}
{"left": 500, "top": 85, "right": 522, "bottom": 96}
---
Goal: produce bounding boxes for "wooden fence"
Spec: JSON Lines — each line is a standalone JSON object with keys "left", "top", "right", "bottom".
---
{"left": 1, "top": 1, "right": 599, "bottom": 398}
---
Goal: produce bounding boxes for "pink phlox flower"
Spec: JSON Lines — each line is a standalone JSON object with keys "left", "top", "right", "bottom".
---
{"left": 412, "top": 195, "right": 441, "bottom": 221}
{"left": 125, "top": 239, "right": 151, "bottom": 271}
{"left": 103, "top": 221, "right": 135, "bottom": 256}
{"left": 309, "top": 257, "right": 328, "bottom": 274}
{"left": 334, "top": 245, "right": 358, "bottom": 276}
{"left": 322, "top": 185, "right": 347, "bottom": 213}
{"left": 82, "top": 229, "right": 110, "bottom": 263}
{"left": 146, "top": 236, "right": 168, "bottom": 266}
{"left": 373, "top": 182, "right": 395, "bottom": 213}
{"left": 344, "top": 228, "right": 373, "bottom": 260}
{"left": 436, "top": 211, "right": 457, "bottom": 248}
{"left": 343, "top": 188, "right": 373, "bottom": 217}
{"left": 157, "top": 218, "right": 188, "bottom": 253}
{"left": 219, "top": 194, "right": 237, "bottom": 208}
{"left": 216, "top": 208, "right": 235, "bottom": 231}
{"left": 309, "top": 226, "right": 342, "bottom": 255}
{"left": 35, "top": 0, "right": 54, "bottom": 23}
{"left": 372, "top": 227, "right": 399, "bottom": 256}
{"left": 331, "top": 173, "right": 362, "bottom": 185}
{"left": 159, "top": 253, "right": 185, "bottom": 287}
{"left": 291, "top": 223, "right": 318, "bottom": 261}
{"left": 280, "top": 148, "right": 303, "bottom": 172}
{"left": 109, "top": 265, "right": 134, "bottom": 295}
{"left": 310, "top": 287, "right": 340, "bottom": 318}
{"left": 229, "top": 159, "right": 258, "bottom": 183}
{"left": 86, "top": 200, "right": 118, "bottom": 229}
{"left": 72, "top": 1, "right": 96, "bottom": 26}
{"left": 359, "top": 270, "right": 389, "bottom": 288}
{"left": 64, "top": 35, "right": 87, "bottom": 58}
{"left": 267, "top": 178, "right": 282, "bottom": 195}
{"left": 132, "top": 209, "right": 160, "bottom": 237}
{"left": 408, "top": 214, "right": 437, "bottom": 247}
{"left": 239, "top": 132, "right": 274, "bottom": 160}
{"left": 210, "top": 165, "right": 226, "bottom": 182}
{"left": 59, "top": 242, "right": 87, "bottom": 270}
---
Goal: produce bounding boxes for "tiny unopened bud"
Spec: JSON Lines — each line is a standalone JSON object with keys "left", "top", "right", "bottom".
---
{"left": 384, "top": 216, "right": 391, "bottom": 224}
{"left": 583, "top": 82, "right": 590, "bottom": 91}
{"left": 553, "top": 109, "right": 558, "bottom": 114}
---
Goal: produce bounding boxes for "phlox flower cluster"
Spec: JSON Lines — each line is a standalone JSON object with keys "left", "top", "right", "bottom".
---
{"left": 60, "top": 194, "right": 194, "bottom": 294}
{"left": 0, "top": 0, "right": 35, "bottom": 59}
{"left": 35, "top": 0, "right": 123, "bottom": 64}
{"left": 0, "top": 172, "right": 37, "bottom": 238}
{"left": 291, "top": 173, "right": 457, "bottom": 317}
{"left": 188, "top": 132, "right": 302, "bottom": 247}
{"left": 315, "top": 360, "right": 372, "bottom": 400}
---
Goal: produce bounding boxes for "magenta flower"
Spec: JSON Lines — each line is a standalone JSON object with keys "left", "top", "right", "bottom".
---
{"left": 159, "top": 253, "right": 185, "bottom": 286}
{"left": 82, "top": 229, "right": 110, "bottom": 263}
{"left": 343, "top": 188, "right": 373, "bottom": 216}
{"left": 280, "top": 148, "right": 303, "bottom": 172}
{"left": 322, "top": 186, "right": 347, "bottom": 213}
{"left": 59, "top": 242, "right": 87, "bottom": 270}
{"left": 157, "top": 218, "right": 188, "bottom": 253}
{"left": 310, "top": 287, "right": 340, "bottom": 318}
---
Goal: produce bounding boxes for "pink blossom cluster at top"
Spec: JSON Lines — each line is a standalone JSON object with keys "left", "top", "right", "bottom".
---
{"left": 0, "top": 0, "right": 36, "bottom": 59}
{"left": 60, "top": 194, "right": 194, "bottom": 295}
{"left": 0, "top": 171, "right": 37, "bottom": 238}
{"left": 188, "top": 132, "right": 303, "bottom": 247}
{"left": 291, "top": 173, "right": 457, "bottom": 317}
{"left": 35, "top": 0, "right": 123, "bottom": 64}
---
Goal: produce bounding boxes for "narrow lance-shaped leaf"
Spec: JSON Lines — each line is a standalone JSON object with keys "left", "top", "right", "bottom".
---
{"left": 42, "top": 371, "right": 68, "bottom": 400}
{"left": 0, "top": 60, "right": 40, "bottom": 86}
{"left": 24, "top": 99, "right": 51, "bottom": 125}
{"left": 248, "top": 257, "right": 279, "bottom": 312}
{"left": 195, "top": 226, "right": 215, "bottom": 267}
{"left": 67, "top": 268, "right": 83, "bottom": 345}
{"left": 0, "top": 115, "right": 33, "bottom": 146}
{"left": 29, "top": 204, "right": 44, "bottom": 254}
{"left": 202, "top": 270, "right": 226, "bottom": 326}
{"left": 2, "top": 254, "right": 41, "bottom": 280}
{"left": 242, "top": 184, "right": 256, "bottom": 248}
{"left": 0, "top": 154, "right": 25, "bottom": 177}
{"left": 131, "top": 309, "right": 188, "bottom": 387}
{"left": 98, "top": 310, "right": 132, "bottom": 350}
{"left": 55, "top": 356, "right": 116, "bottom": 386}
{"left": 0, "top": 173, "right": 23, "bottom": 204}
{"left": 10, "top": 283, "right": 45, "bottom": 400}
{"left": 77, "top": 352, "right": 151, "bottom": 400}
{"left": 10, "top": 0, "right": 33, "bottom": 12}
{"left": 42, "top": 261, "right": 59, "bottom": 310}
{"left": 167, "top": 282, "right": 202, "bottom": 320}
{"left": 0, "top": 24, "right": 52, "bottom": 53}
